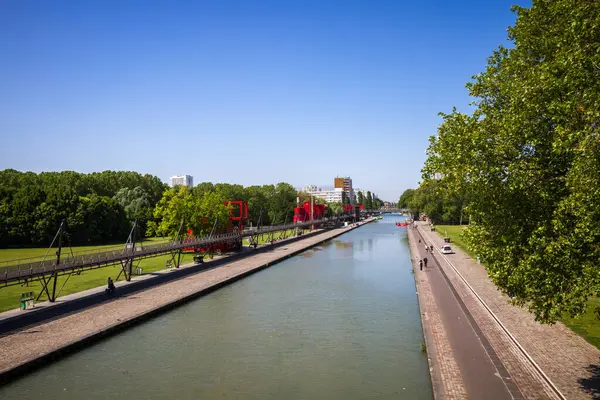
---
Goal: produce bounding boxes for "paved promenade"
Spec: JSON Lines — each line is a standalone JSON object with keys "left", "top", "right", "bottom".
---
{"left": 412, "top": 221, "right": 600, "bottom": 399}
{"left": 0, "top": 221, "right": 369, "bottom": 383}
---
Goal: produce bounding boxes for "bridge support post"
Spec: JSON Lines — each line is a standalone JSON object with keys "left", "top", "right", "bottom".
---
{"left": 36, "top": 220, "right": 66, "bottom": 303}
{"left": 167, "top": 219, "right": 186, "bottom": 269}
{"left": 118, "top": 220, "right": 139, "bottom": 282}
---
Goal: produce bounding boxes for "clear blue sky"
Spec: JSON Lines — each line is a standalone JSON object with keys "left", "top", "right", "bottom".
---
{"left": 0, "top": 0, "right": 527, "bottom": 201}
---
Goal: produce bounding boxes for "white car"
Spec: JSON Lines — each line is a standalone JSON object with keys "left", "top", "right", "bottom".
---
{"left": 440, "top": 245, "right": 454, "bottom": 254}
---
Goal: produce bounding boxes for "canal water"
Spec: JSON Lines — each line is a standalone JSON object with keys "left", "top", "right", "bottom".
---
{"left": 0, "top": 216, "right": 432, "bottom": 399}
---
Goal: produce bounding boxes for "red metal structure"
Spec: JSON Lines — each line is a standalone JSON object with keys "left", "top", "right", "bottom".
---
{"left": 183, "top": 201, "right": 248, "bottom": 254}
{"left": 293, "top": 201, "right": 325, "bottom": 222}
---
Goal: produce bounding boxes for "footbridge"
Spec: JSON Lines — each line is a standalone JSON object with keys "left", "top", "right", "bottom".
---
{"left": 0, "top": 215, "right": 354, "bottom": 301}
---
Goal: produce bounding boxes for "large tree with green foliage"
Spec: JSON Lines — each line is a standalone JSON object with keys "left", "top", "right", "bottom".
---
{"left": 422, "top": 0, "right": 600, "bottom": 323}
{"left": 357, "top": 191, "right": 364, "bottom": 206}
{"left": 113, "top": 186, "right": 152, "bottom": 232}
{"left": 398, "top": 189, "right": 415, "bottom": 209}
{"left": 149, "top": 187, "right": 230, "bottom": 238}
{"left": 366, "top": 191, "right": 373, "bottom": 210}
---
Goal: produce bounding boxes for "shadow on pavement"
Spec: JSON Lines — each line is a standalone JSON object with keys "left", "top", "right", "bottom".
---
{"left": 579, "top": 364, "right": 600, "bottom": 399}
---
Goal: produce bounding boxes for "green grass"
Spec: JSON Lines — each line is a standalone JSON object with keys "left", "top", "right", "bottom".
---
{"left": 0, "top": 237, "right": 170, "bottom": 263}
{"left": 0, "top": 238, "right": 190, "bottom": 313}
{"left": 561, "top": 297, "right": 600, "bottom": 350}
{"left": 436, "top": 225, "right": 600, "bottom": 350}
{"left": 242, "top": 229, "right": 300, "bottom": 245}
{"left": 434, "top": 225, "right": 478, "bottom": 260}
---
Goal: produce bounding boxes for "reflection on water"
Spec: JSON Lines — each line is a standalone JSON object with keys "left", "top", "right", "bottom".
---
{"left": 333, "top": 240, "right": 353, "bottom": 249}
{"left": 0, "top": 216, "right": 431, "bottom": 400}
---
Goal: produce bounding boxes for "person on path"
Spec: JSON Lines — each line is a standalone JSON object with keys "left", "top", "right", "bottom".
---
{"left": 430, "top": 245, "right": 433, "bottom": 252}
{"left": 419, "top": 259, "right": 423, "bottom": 271}
{"left": 106, "top": 277, "right": 115, "bottom": 294}
{"left": 425, "top": 245, "right": 428, "bottom": 253}
{"left": 418, "top": 238, "right": 421, "bottom": 243}
{"left": 424, "top": 257, "right": 428, "bottom": 268}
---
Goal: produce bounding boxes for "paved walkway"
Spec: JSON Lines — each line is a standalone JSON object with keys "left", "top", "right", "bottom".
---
{"left": 409, "top": 224, "right": 518, "bottom": 399}
{"left": 414, "top": 221, "right": 600, "bottom": 399}
{"left": 0, "top": 222, "right": 368, "bottom": 382}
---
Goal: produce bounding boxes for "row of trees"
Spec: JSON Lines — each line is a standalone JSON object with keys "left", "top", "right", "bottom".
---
{"left": 0, "top": 170, "right": 166, "bottom": 246}
{"left": 356, "top": 190, "right": 383, "bottom": 210}
{"left": 149, "top": 182, "right": 300, "bottom": 238}
{"left": 0, "top": 172, "right": 311, "bottom": 246}
{"left": 0, "top": 168, "right": 387, "bottom": 247}
{"left": 398, "top": 182, "right": 469, "bottom": 225}
{"left": 418, "top": 0, "right": 600, "bottom": 323}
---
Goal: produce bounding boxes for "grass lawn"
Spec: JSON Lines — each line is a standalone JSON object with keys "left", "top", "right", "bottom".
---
{"left": 0, "top": 237, "right": 169, "bottom": 263}
{"left": 242, "top": 229, "right": 300, "bottom": 245}
{"left": 434, "top": 225, "right": 478, "bottom": 259}
{"left": 561, "top": 297, "right": 600, "bottom": 350}
{"left": 0, "top": 238, "right": 191, "bottom": 313}
{"left": 436, "top": 224, "right": 600, "bottom": 350}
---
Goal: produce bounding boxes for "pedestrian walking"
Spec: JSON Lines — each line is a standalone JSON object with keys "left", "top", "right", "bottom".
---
{"left": 419, "top": 259, "right": 423, "bottom": 271}
{"left": 430, "top": 245, "right": 433, "bottom": 252}
{"left": 425, "top": 245, "right": 428, "bottom": 253}
{"left": 418, "top": 238, "right": 421, "bottom": 243}
{"left": 424, "top": 257, "right": 428, "bottom": 268}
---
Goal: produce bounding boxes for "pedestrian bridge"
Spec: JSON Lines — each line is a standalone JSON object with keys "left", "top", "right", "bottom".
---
{"left": 364, "top": 207, "right": 407, "bottom": 214}
{"left": 0, "top": 215, "right": 355, "bottom": 301}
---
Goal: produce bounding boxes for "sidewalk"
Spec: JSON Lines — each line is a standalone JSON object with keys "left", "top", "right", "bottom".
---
{"left": 409, "top": 224, "right": 521, "bottom": 399}
{"left": 408, "top": 225, "right": 468, "bottom": 399}
{"left": 417, "top": 222, "right": 600, "bottom": 399}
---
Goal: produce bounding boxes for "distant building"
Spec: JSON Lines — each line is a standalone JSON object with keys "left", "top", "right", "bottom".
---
{"left": 303, "top": 185, "right": 344, "bottom": 203}
{"left": 334, "top": 176, "right": 353, "bottom": 202}
{"left": 354, "top": 188, "right": 367, "bottom": 201}
{"left": 170, "top": 175, "right": 193, "bottom": 188}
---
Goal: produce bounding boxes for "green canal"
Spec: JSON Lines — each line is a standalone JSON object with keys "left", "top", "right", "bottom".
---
{"left": 0, "top": 216, "right": 432, "bottom": 399}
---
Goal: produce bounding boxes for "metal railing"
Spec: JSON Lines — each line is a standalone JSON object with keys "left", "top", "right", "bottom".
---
{"left": 0, "top": 216, "right": 352, "bottom": 285}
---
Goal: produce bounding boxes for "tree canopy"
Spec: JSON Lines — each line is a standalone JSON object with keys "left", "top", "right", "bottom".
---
{"left": 0, "top": 170, "right": 166, "bottom": 245}
{"left": 421, "top": 0, "right": 600, "bottom": 323}
{"left": 398, "top": 189, "right": 415, "bottom": 209}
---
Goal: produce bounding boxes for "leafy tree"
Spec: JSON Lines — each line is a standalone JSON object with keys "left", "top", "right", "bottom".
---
{"left": 193, "top": 182, "right": 215, "bottom": 197}
{"left": 327, "top": 201, "right": 343, "bottom": 216}
{"left": 150, "top": 187, "right": 191, "bottom": 238}
{"left": 113, "top": 187, "right": 152, "bottom": 235}
{"left": 68, "top": 195, "right": 129, "bottom": 243}
{"left": 244, "top": 185, "right": 269, "bottom": 226}
{"left": 366, "top": 191, "right": 373, "bottom": 210}
{"left": 357, "top": 191, "right": 364, "bottom": 206}
{"left": 398, "top": 189, "right": 415, "bottom": 209}
{"left": 215, "top": 183, "right": 246, "bottom": 203}
{"left": 268, "top": 183, "right": 297, "bottom": 224}
{"left": 342, "top": 192, "right": 350, "bottom": 205}
{"left": 192, "top": 192, "right": 231, "bottom": 235}
{"left": 421, "top": 0, "right": 600, "bottom": 322}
